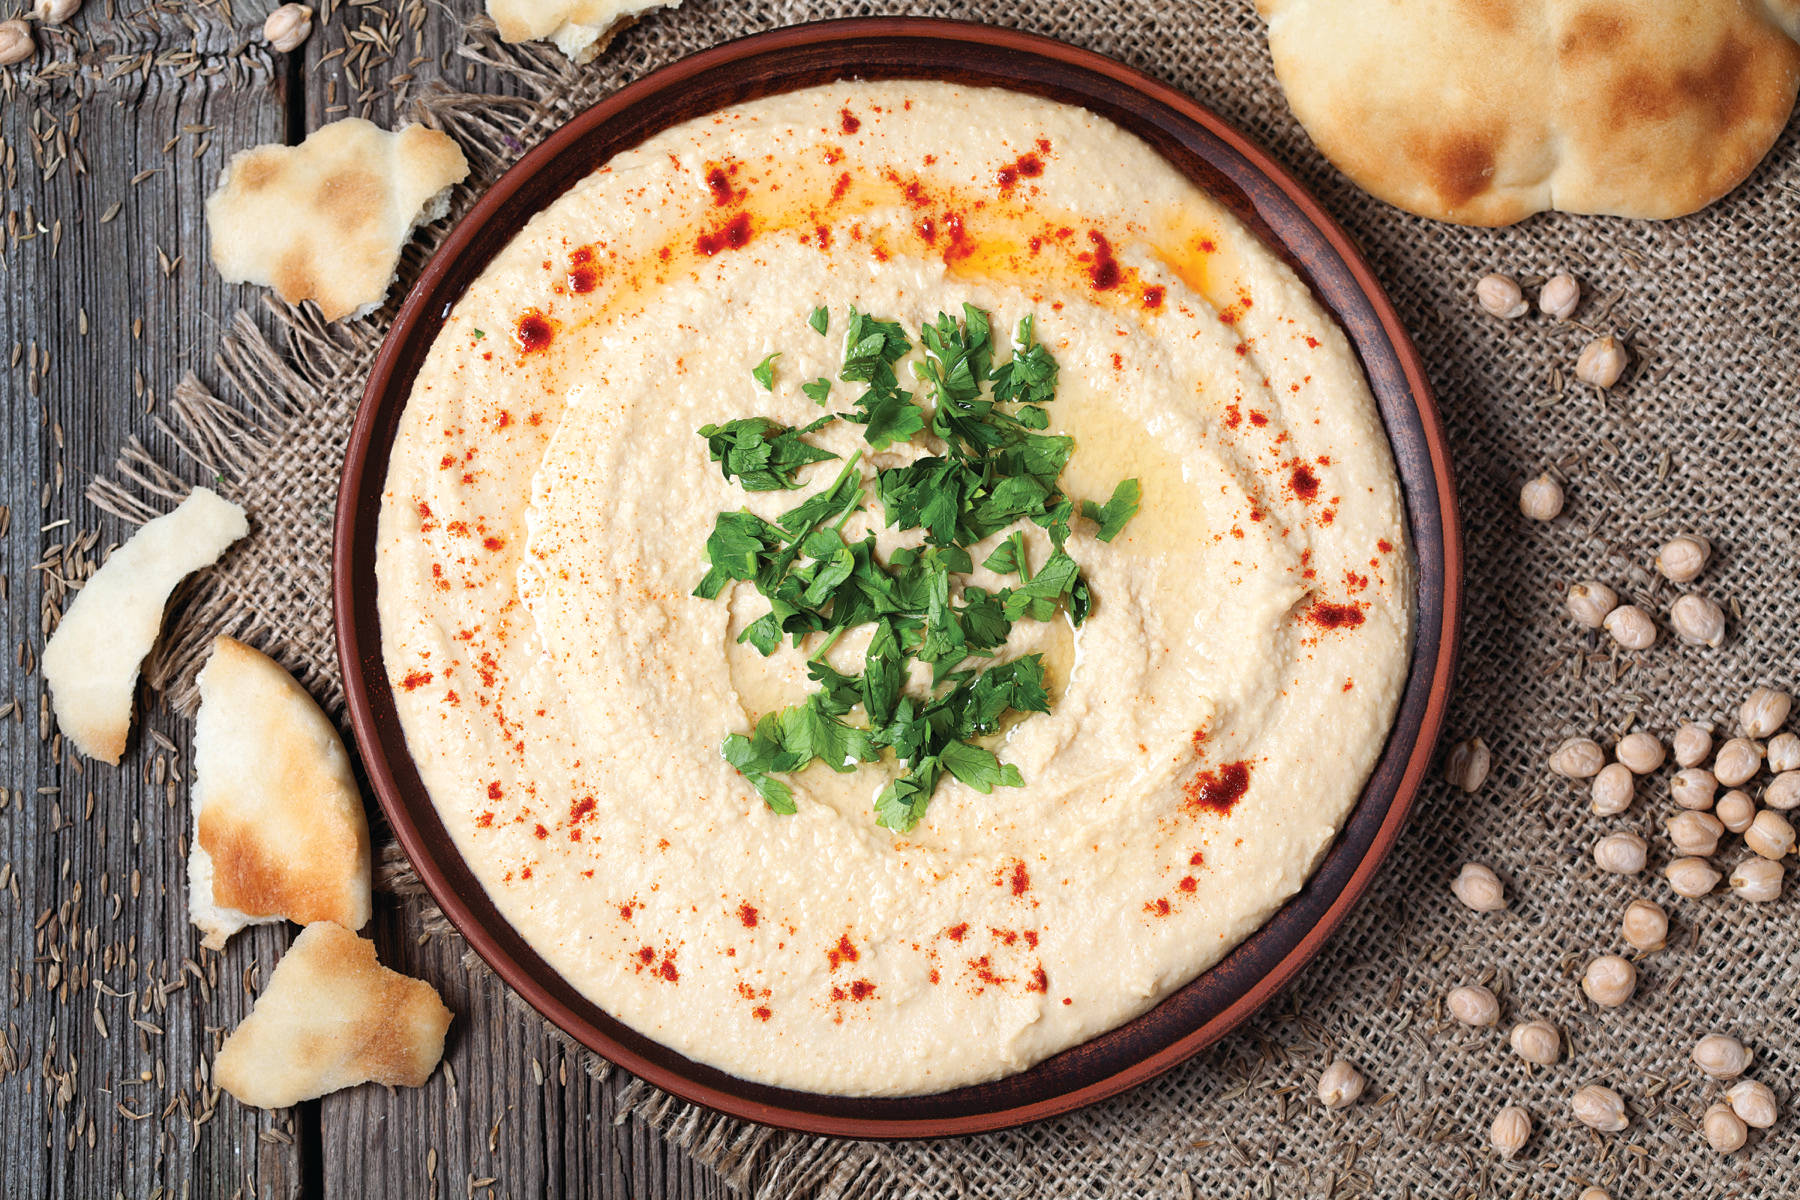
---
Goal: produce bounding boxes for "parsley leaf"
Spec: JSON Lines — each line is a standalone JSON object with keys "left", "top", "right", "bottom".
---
{"left": 939, "top": 740, "right": 1022, "bottom": 794}
{"left": 721, "top": 715, "right": 800, "bottom": 814}
{"left": 982, "top": 531, "right": 1028, "bottom": 577}
{"left": 840, "top": 309, "right": 910, "bottom": 381}
{"left": 808, "top": 305, "right": 830, "bottom": 335}
{"left": 853, "top": 381, "right": 927, "bottom": 450}
{"left": 751, "top": 352, "right": 780, "bottom": 390}
{"left": 697, "top": 415, "right": 837, "bottom": 491}
{"left": 1002, "top": 550, "right": 1087, "bottom": 624}
{"left": 693, "top": 510, "right": 785, "bottom": 599}
{"left": 874, "top": 756, "right": 943, "bottom": 832}
{"left": 989, "top": 315, "right": 1057, "bottom": 408}
{"left": 801, "top": 377, "right": 832, "bottom": 405}
{"left": 1083, "top": 478, "right": 1142, "bottom": 542}
{"left": 860, "top": 619, "right": 905, "bottom": 726}
{"left": 775, "top": 454, "right": 863, "bottom": 537}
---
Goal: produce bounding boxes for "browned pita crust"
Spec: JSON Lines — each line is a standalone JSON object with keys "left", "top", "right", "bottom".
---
{"left": 1258, "top": 0, "right": 1800, "bottom": 224}
{"left": 214, "top": 922, "right": 452, "bottom": 1109}
{"left": 205, "top": 119, "right": 468, "bottom": 320}
{"left": 189, "top": 637, "right": 372, "bottom": 949}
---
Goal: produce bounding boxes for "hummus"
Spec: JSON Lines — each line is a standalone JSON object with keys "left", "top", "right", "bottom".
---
{"left": 376, "top": 81, "right": 1414, "bottom": 1096}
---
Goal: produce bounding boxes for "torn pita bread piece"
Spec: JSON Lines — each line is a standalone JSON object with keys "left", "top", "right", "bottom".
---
{"left": 205, "top": 119, "right": 469, "bottom": 321}
{"left": 214, "top": 922, "right": 452, "bottom": 1109}
{"left": 42, "top": 488, "right": 248, "bottom": 765}
{"left": 1257, "top": 0, "right": 1800, "bottom": 224}
{"left": 188, "top": 636, "right": 372, "bottom": 951}
{"left": 486, "top": 0, "right": 681, "bottom": 62}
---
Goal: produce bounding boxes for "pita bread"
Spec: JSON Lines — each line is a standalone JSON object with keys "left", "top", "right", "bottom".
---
{"left": 42, "top": 488, "right": 248, "bottom": 764}
{"left": 205, "top": 119, "right": 468, "bottom": 321}
{"left": 188, "top": 637, "right": 372, "bottom": 950}
{"left": 1257, "top": 0, "right": 1800, "bottom": 224}
{"left": 214, "top": 922, "right": 452, "bottom": 1109}
{"left": 486, "top": 0, "right": 681, "bottom": 62}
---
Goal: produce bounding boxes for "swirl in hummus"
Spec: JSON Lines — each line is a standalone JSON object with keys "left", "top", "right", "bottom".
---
{"left": 376, "top": 80, "right": 1414, "bottom": 1096}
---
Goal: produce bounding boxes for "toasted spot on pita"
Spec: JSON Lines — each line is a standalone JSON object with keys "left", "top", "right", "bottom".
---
{"left": 486, "top": 0, "right": 681, "bottom": 62}
{"left": 214, "top": 922, "right": 452, "bottom": 1109}
{"left": 236, "top": 152, "right": 283, "bottom": 191}
{"left": 42, "top": 488, "right": 248, "bottom": 764}
{"left": 205, "top": 119, "right": 468, "bottom": 321}
{"left": 188, "top": 637, "right": 372, "bottom": 951}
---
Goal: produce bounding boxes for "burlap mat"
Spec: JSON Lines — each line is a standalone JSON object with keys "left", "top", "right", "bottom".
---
{"left": 89, "top": 2, "right": 1800, "bottom": 1195}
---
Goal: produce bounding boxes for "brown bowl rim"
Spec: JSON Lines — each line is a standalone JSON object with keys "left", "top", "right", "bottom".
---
{"left": 335, "top": 16, "right": 1462, "bottom": 1139}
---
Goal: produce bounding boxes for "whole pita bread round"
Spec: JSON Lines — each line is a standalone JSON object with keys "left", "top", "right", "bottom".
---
{"left": 205, "top": 119, "right": 468, "bottom": 321}
{"left": 189, "top": 636, "right": 372, "bottom": 950}
{"left": 1257, "top": 0, "right": 1800, "bottom": 225}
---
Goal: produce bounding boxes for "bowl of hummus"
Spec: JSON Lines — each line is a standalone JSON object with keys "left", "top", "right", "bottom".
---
{"left": 337, "top": 18, "right": 1459, "bottom": 1135}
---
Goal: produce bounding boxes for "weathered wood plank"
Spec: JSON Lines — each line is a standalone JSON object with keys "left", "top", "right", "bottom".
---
{"left": 293, "top": 2, "right": 731, "bottom": 1196}
{"left": 0, "top": 3, "right": 305, "bottom": 1196}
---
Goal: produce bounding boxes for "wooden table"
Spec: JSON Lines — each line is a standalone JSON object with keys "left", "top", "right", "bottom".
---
{"left": 2, "top": 1, "right": 730, "bottom": 1194}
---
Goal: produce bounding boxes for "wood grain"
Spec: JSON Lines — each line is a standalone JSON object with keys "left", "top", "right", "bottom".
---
{"left": 1, "top": 3, "right": 308, "bottom": 1196}
{"left": 1, "top": 0, "right": 726, "bottom": 1195}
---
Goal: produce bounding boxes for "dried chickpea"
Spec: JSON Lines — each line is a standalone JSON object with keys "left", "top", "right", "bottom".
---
{"left": 1673, "top": 723, "right": 1714, "bottom": 768}
{"left": 1452, "top": 862, "right": 1507, "bottom": 911}
{"left": 1590, "top": 762, "right": 1634, "bottom": 815}
{"left": 1550, "top": 737, "right": 1606, "bottom": 779}
{"left": 1729, "top": 857, "right": 1782, "bottom": 902}
{"left": 1614, "top": 731, "right": 1665, "bottom": 775}
{"left": 1447, "top": 983, "right": 1501, "bottom": 1027}
{"left": 1620, "top": 898, "right": 1667, "bottom": 952}
{"left": 1581, "top": 955, "right": 1636, "bottom": 1007}
{"left": 1565, "top": 581, "right": 1618, "bottom": 629}
{"left": 1571, "top": 1084, "right": 1629, "bottom": 1131}
{"left": 1490, "top": 1105, "right": 1532, "bottom": 1159}
{"left": 1715, "top": 789, "right": 1756, "bottom": 833}
{"left": 1654, "top": 534, "right": 1711, "bottom": 584}
{"left": 1445, "top": 737, "right": 1491, "bottom": 793}
{"left": 1669, "top": 767, "right": 1718, "bottom": 811}
{"left": 1509, "top": 1019, "right": 1562, "bottom": 1066}
{"left": 1593, "top": 832, "right": 1647, "bottom": 875}
{"left": 1725, "top": 1079, "right": 1778, "bottom": 1128}
{"left": 1744, "top": 810, "right": 1795, "bottom": 860}
{"left": 1691, "top": 1033, "right": 1752, "bottom": 1079}
{"left": 1714, "top": 738, "right": 1762, "bottom": 788}
{"left": 1603, "top": 604, "right": 1657, "bottom": 650}
{"left": 1318, "top": 1059, "right": 1365, "bottom": 1109}
{"left": 1703, "top": 1102, "right": 1747, "bottom": 1153}
{"left": 1740, "top": 686, "right": 1792, "bottom": 739}
{"left": 1666, "top": 810, "right": 1724, "bottom": 857}
{"left": 1766, "top": 771, "right": 1800, "bottom": 811}
{"left": 1520, "top": 474, "right": 1565, "bottom": 522}
{"left": 1767, "top": 732, "right": 1800, "bottom": 774}
{"left": 1666, "top": 856, "right": 1722, "bottom": 898}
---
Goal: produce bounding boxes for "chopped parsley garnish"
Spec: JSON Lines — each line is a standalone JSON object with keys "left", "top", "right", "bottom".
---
{"left": 751, "top": 352, "right": 780, "bottom": 391}
{"left": 697, "top": 415, "right": 838, "bottom": 492}
{"left": 696, "top": 306, "right": 1139, "bottom": 831}
{"left": 1084, "top": 478, "right": 1142, "bottom": 543}
{"left": 808, "top": 305, "right": 830, "bottom": 335}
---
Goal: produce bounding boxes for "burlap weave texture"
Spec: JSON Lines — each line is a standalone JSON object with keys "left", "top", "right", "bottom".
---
{"left": 93, "top": 2, "right": 1800, "bottom": 1196}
